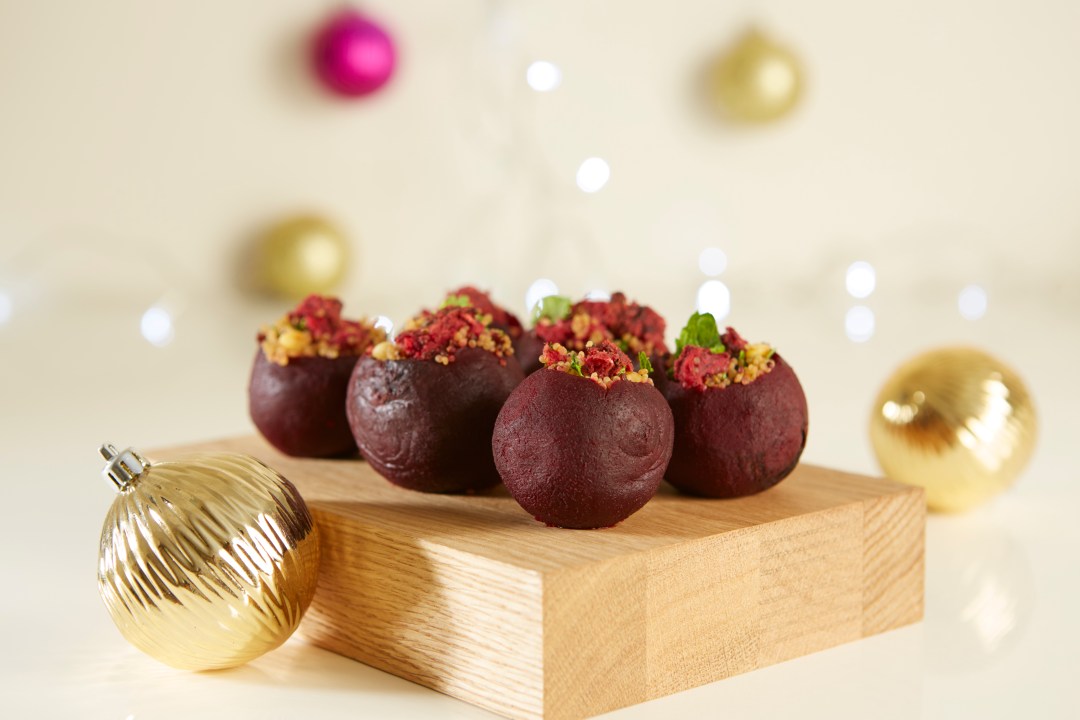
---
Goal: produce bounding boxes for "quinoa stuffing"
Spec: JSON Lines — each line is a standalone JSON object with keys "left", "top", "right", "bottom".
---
{"left": 444, "top": 286, "right": 523, "bottom": 340}
{"left": 258, "top": 294, "right": 385, "bottom": 366}
{"left": 541, "top": 340, "right": 654, "bottom": 388}
{"left": 670, "top": 312, "right": 775, "bottom": 392}
{"left": 370, "top": 305, "right": 514, "bottom": 365}
{"left": 533, "top": 292, "right": 668, "bottom": 358}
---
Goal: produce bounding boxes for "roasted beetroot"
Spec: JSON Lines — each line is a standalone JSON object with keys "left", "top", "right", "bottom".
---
{"left": 444, "top": 285, "right": 537, "bottom": 363}
{"left": 249, "top": 295, "right": 383, "bottom": 457}
{"left": 513, "top": 332, "right": 547, "bottom": 375}
{"left": 520, "top": 292, "right": 668, "bottom": 375}
{"left": 661, "top": 313, "right": 808, "bottom": 498}
{"left": 347, "top": 305, "right": 523, "bottom": 493}
{"left": 446, "top": 286, "right": 523, "bottom": 340}
{"left": 250, "top": 353, "right": 358, "bottom": 456}
{"left": 493, "top": 342, "right": 674, "bottom": 528}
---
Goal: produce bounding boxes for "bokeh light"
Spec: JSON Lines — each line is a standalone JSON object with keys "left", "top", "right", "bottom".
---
{"left": 845, "top": 261, "right": 876, "bottom": 299}
{"left": 698, "top": 247, "right": 728, "bottom": 276}
{"left": 696, "top": 280, "right": 731, "bottom": 320}
{"left": 0, "top": 291, "right": 12, "bottom": 326}
{"left": 140, "top": 306, "right": 174, "bottom": 347}
{"left": 525, "top": 61, "right": 562, "bottom": 92}
{"left": 958, "top": 284, "right": 988, "bottom": 320}
{"left": 845, "top": 305, "right": 875, "bottom": 342}
{"left": 576, "top": 157, "right": 610, "bottom": 193}
{"left": 525, "top": 278, "right": 559, "bottom": 314}
{"left": 374, "top": 315, "right": 394, "bottom": 338}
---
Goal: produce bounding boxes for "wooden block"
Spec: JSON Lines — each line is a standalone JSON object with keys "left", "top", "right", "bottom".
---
{"left": 160, "top": 436, "right": 924, "bottom": 720}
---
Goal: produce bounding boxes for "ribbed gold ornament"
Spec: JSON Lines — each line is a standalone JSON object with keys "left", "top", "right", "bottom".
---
{"left": 869, "top": 347, "right": 1037, "bottom": 513}
{"left": 97, "top": 446, "right": 320, "bottom": 670}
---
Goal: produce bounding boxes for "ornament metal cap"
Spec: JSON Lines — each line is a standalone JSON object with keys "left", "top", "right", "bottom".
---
{"left": 99, "top": 443, "right": 149, "bottom": 490}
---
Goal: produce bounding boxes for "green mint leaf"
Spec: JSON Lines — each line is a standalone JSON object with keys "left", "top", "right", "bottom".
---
{"left": 567, "top": 352, "right": 584, "bottom": 376}
{"left": 441, "top": 293, "right": 472, "bottom": 309}
{"left": 675, "top": 312, "right": 726, "bottom": 355}
{"left": 533, "top": 295, "right": 572, "bottom": 323}
{"left": 637, "top": 351, "right": 654, "bottom": 374}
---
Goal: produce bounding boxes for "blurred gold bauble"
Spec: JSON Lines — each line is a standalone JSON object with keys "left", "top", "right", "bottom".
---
{"left": 97, "top": 445, "right": 320, "bottom": 671}
{"left": 710, "top": 28, "right": 804, "bottom": 124}
{"left": 260, "top": 215, "right": 349, "bottom": 298}
{"left": 869, "top": 347, "right": 1037, "bottom": 513}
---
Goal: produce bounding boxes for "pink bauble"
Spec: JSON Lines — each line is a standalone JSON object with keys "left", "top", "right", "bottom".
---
{"left": 312, "top": 10, "right": 396, "bottom": 97}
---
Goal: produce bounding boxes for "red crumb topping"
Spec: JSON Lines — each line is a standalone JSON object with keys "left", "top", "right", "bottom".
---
{"left": 372, "top": 305, "right": 513, "bottom": 365}
{"left": 673, "top": 346, "right": 733, "bottom": 391}
{"left": 258, "top": 294, "right": 384, "bottom": 366}
{"left": 721, "top": 326, "right": 748, "bottom": 352}
{"left": 450, "top": 286, "right": 523, "bottom": 340}
{"left": 541, "top": 341, "right": 653, "bottom": 387}
{"left": 534, "top": 292, "right": 668, "bottom": 358}
{"left": 672, "top": 327, "right": 775, "bottom": 392}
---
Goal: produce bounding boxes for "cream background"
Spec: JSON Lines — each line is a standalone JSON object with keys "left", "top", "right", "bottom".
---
{"left": 1, "top": 0, "right": 1078, "bottom": 322}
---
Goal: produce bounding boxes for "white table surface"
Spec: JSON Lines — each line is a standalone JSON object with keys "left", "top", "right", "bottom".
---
{"left": 2, "top": 285, "right": 1077, "bottom": 719}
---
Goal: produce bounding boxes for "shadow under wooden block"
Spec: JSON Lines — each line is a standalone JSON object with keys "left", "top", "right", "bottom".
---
{"left": 158, "top": 436, "right": 924, "bottom": 720}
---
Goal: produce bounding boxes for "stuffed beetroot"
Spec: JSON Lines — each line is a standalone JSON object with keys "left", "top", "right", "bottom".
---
{"left": 444, "top": 285, "right": 524, "bottom": 347}
{"left": 661, "top": 312, "right": 808, "bottom": 498}
{"left": 249, "top": 294, "right": 384, "bottom": 457}
{"left": 347, "top": 304, "right": 523, "bottom": 493}
{"left": 493, "top": 341, "right": 674, "bottom": 529}
{"left": 519, "top": 292, "right": 668, "bottom": 376}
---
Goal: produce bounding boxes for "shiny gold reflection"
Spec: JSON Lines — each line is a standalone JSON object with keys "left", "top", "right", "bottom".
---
{"left": 924, "top": 518, "right": 1034, "bottom": 672}
{"left": 869, "top": 347, "right": 1037, "bottom": 512}
{"left": 98, "top": 452, "right": 320, "bottom": 670}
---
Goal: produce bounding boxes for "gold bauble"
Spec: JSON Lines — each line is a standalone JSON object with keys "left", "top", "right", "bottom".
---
{"left": 711, "top": 28, "right": 804, "bottom": 124}
{"left": 260, "top": 215, "right": 349, "bottom": 298}
{"left": 97, "top": 445, "right": 320, "bottom": 670}
{"left": 869, "top": 347, "right": 1037, "bottom": 513}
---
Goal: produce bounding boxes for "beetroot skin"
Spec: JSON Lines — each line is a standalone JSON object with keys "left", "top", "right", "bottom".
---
{"left": 249, "top": 351, "right": 360, "bottom": 457}
{"left": 492, "top": 371, "right": 675, "bottom": 529}
{"left": 662, "top": 354, "right": 808, "bottom": 498}
{"left": 514, "top": 332, "right": 547, "bottom": 375}
{"left": 347, "top": 348, "right": 524, "bottom": 493}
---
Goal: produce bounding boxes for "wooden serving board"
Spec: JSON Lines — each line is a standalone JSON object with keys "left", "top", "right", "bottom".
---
{"left": 161, "top": 436, "right": 924, "bottom": 720}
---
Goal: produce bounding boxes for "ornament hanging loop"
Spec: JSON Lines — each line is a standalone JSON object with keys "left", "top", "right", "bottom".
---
{"left": 100, "top": 444, "right": 150, "bottom": 491}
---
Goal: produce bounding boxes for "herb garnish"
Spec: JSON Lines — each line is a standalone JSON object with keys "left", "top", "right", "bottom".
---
{"left": 533, "top": 295, "right": 572, "bottom": 323}
{"left": 674, "top": 312, "right": 726, "bottom": 355}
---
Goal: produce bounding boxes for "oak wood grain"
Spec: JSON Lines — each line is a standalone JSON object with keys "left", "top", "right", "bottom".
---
{"left": 157, "top": 436, "right": 925, "bottom": 720}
